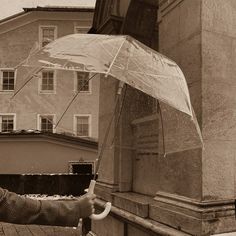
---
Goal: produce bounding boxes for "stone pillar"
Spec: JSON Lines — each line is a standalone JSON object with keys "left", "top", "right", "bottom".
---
{"left": 201, "top": 0, "right": 236, "bottom": 232}
{"left": 95, "top": 75, "right": 155, "bottom": 196}
{"left": 94, "top": 76, "right": 120, "bottom": 202}
{"left": 150, "top": 0, "right": 236, "bottom": 235}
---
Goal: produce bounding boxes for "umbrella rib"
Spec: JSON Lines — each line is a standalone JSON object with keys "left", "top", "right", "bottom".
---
{"left": 158, "top": 102, "right": 166, "bottom": 157}
{"left": 105, "top": 37, "right": 127, "bottom": 77}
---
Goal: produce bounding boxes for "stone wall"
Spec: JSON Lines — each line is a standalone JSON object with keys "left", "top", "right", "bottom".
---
{"left": 201, "top": 0, "right": 236, "bottom": 201}
{"left": 153, "top": 0, "right": 236, "bottom": 235}
{"left": 158, "top": 0, "right": 202, "bottom": 200}
{"left": 91, "top": 0, "right": 236, "bottom": 235}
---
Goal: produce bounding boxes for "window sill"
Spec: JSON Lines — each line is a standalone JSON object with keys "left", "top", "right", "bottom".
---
{"left": 0, "top": 90, "right": 14, "bottom": 94}
{"left": 73, "top": 91, "right": 92, "bottom": 95}
{"left": 75, "top": 135, "right": 90, "bottom": 138}
{"left": 39, "top": 91, "right": 56, "bottom": 95}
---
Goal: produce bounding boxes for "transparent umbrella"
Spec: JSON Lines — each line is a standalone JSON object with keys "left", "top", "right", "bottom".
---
{"left": 15, "top": 34, "right": 203, "bottom": 153}
{"left": 14, "top": 33, "right": 203, "bottom": 219}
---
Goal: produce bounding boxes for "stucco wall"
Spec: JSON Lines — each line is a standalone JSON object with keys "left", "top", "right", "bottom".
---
{"left": 0, "top": 11, "right": 99, "bottom": 139}
{"left": 0, "top": 138, "right": 97, "bottom": 174}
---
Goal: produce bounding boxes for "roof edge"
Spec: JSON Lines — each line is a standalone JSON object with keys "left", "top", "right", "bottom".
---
{"left": 0, "top": 11, "right": 26, "bottom": 24}
{"left": 23, "top": 6, "right": 94, "bottom": 13}
{"left": 0, "top": 132, "right": 98, "bottom": 150}
{"left": 0, "top": 6, "right": 94, "bottom": 25}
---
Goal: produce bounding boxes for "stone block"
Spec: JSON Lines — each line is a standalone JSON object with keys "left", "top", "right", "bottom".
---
{"left": 112, "top": 192, "right": 152, "bottom": 218}
{"left": 232, "top": 39, "right": 236, "bottom": 75}
{"left": 128, "top": 224, "right": 153, "bottom": 236}
{"left": 202, "top": 81, "right": 236, "bottom": 141}
{"left": 159, "top": 38, "right": 181, "bottom": 63}
{"left": 202, "top": 31, "right": 232, "bottom": 84}
{"left": 92, "top": 214, "right": 124, "bottom": 236}
{"left": 202, "top": 0, "right": 236, "bottom": 38}
{"left": 158, "top": 148, "right": 202, "bottom": 200}
{"left": 132, "top": 154, "right": 160, "bottom": 196}
{"left": 158, "top": 2, "right": 180, "bottom": 51}
{"left": 131, "top": 114, "right": 160, "bottom": 195}
{"left": 95, "top": 181, "right": 119, "bottom": 202}
{"left": 178, "top": 34, "right": 202, "bottom": 85}
{"left": 202, "top": 140, "right": 235, "bottom": 200}
{"left": 188, "top": 82, "right": 202, "bottom": 126}
{"left": 179, "top": 0, "right": 201, "bottom": 41}
{"left": 150, "top": 191, "right": 236, "bottom": 235}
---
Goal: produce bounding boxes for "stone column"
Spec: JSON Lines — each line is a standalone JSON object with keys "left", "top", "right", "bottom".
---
{"left": 150, "top": 0, "right": 236, "bottom": 235}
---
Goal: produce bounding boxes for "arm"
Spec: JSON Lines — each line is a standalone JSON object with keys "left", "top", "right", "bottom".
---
{"left": 0, "top": 188, "right": 95, "bottom": 227}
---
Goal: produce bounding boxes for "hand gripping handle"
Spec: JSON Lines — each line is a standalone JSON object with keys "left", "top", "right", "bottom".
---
{"left": 88, "top": 180, "right": 112, "bottom": 220}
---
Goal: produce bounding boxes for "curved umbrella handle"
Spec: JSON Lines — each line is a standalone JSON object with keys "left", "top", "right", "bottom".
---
{"left": 88, "top": 180, "right": 112, "bottom": 220}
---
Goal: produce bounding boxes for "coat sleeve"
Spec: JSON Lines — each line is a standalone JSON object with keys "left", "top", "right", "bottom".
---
{"left": 0, "top": 188, "right": 83, "bottom": 226}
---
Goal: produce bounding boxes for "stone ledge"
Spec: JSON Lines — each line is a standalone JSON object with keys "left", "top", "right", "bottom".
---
{"left": 154, "top": 191, "right": 235, "bottom": 217}
{"left": 94, "top": 198, "right": 191, "bottom": 236}
{"left": 111, "top": 192, "right": 153, "bottom": 218}
{"left": 94, "top": 181, "right": 119, "bottom": 202}
{"left": 150, "top": 191, "right": 236, "bottom": 235}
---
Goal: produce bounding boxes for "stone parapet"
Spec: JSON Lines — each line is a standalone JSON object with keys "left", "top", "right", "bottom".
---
{"left": 94, "top": 181, "right": 119, "bottom": 203}
{"left": 91, "top": 198, "right": 191, "bottom": 236}
{"left": 150, "top": 192, "right": 236, "bottom": 235}
{"left": 112, "top": 192, "right": 152, "bottom": 218}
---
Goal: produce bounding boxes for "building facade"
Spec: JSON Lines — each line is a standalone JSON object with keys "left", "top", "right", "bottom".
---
{"left": 0, "top": 132, "right": 98, "bottom": 174}
{"left": 0, "top": 6, "right": 100, "bottom": 140}
{"left": 89, "top": 0, "right": 236, "bottom": 236}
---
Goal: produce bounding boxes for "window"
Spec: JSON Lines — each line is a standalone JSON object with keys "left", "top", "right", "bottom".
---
{"left": 39, "top": 70, "right": 55, "bottom": 93}
{"left": 76, "top": 72, "right": 90, "bottom": 92}
{"left": 39, "top": 26, "right": 57, "bottom": 47}
{"left": 0, "top": 114, "right": 15, "bottom": 132}
{"left": 69, "top": 161, "right": 95, "bottom": 174}
{"left": 38, "top": 115, "right": 55, "bottom": 133}
{"left": 75, "top": 115, "right": 90, "bottom": 137}
{"left": 1, "top": 70, "right": 15, "bottom": 91}
{"left": 74, "top": 26, "right": 89, "bottom": 34}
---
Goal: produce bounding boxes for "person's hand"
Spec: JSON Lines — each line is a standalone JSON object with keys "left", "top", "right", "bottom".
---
{"left": 77, "top": 193, "right": 96, "bottom": 218}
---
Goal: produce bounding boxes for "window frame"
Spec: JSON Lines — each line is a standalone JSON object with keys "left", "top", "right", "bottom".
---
{"left": 0, "top": 68, "right": 16, "bottom": 92}
{"left": 39, "top": 25, "right": 57, "bottom": 48}
{"left": 0, "top": 113, "right": 16, "bottom": 132}
{"left": 38, "top": 69, "right": 56, "bottom": 94}
{"left": 74, "top": 114, "right": 91, "bottom": 137}
{"left": 74, "top": 71, "right": 92, "bottom": 94}
{"left": 37, "top": 114, "right": 56, "bottom": 133}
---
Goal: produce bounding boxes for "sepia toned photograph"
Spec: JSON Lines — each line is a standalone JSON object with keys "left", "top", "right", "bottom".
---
{"left": 0, "top": 0, "right": 235, "bottom": 236}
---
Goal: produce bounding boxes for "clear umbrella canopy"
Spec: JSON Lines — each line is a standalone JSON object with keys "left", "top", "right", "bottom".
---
{"left": 15, "top": 34, "right": 203, "bottom": 154}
